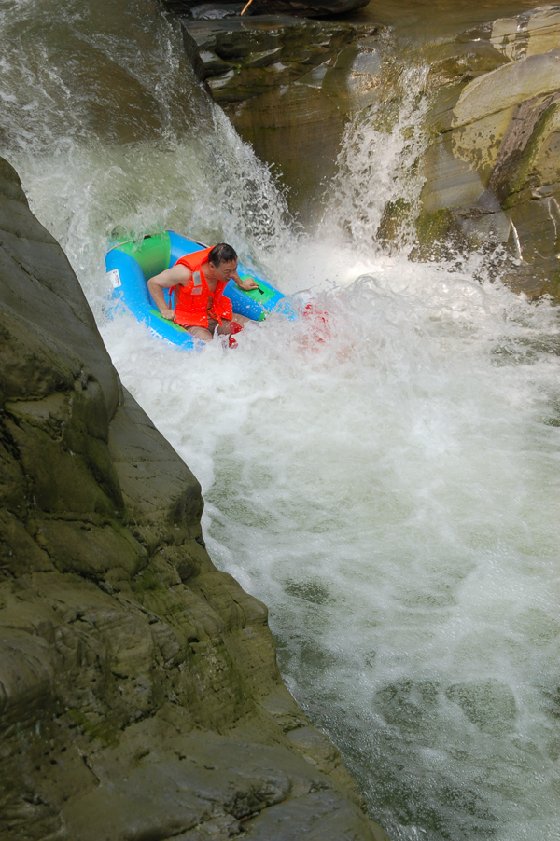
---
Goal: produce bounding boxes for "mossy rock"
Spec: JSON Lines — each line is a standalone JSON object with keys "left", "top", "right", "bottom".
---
{"left": 376, "top": 198, "right": 414, "bottom": 248}
{"left": 412, "top": 207, "right": 467, "bottom": 259}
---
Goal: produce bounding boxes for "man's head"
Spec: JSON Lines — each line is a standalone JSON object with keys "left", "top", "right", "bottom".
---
{"left": 208, "top": 243, "right": 238, "bottom": 281}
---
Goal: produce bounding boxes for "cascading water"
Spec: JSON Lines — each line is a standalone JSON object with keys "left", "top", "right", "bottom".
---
{"left": 320, "top": 59, "right": 430, "bottom": 252}
{"left": 1, "top": 2, "right": 559, "bottom": 841}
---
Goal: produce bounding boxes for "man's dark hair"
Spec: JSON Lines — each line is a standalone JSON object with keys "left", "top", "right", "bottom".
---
{"left": 208, "top": 243, "right": 237, "bottom": 266}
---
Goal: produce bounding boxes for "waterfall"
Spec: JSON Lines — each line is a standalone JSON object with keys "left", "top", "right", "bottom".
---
{"left": 1, "top": 2, "right": 559, "bottom": 841}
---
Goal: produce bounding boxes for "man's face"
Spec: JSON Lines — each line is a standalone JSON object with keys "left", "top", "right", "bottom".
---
{"left": 215, "top": 259, "right": 238, "bottom": 281}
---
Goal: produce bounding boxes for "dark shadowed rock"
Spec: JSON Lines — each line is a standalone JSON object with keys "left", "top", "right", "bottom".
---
{"left": 0, "top": 155, "right": 388, "bottom": 841}
{"left": 164, "top": 0, "right": 370, "bottom": 18}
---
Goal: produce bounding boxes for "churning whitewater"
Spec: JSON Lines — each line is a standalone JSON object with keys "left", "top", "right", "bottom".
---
{"left": 1, "top": 1, "right": 559, "bottom": 840}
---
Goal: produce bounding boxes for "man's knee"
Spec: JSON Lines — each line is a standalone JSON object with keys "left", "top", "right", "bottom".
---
{"left": 187, "top": 326, "right": 213, "bottom": 342}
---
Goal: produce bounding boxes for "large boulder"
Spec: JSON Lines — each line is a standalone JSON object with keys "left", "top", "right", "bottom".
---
{"left": 0, "top": 155, "right": 388, "bottom": 841}
{"left": 416, "top": 6, "right": 560, "bottom": 296}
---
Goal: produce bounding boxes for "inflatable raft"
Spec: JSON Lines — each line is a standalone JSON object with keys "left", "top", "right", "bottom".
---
{"left": 105, "top": 230, "right": 293, "bottom": 349}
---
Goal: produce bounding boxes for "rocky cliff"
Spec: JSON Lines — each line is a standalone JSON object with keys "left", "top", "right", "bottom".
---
{"left": 173, "top": 1, "right": 560, "bottom": 297}
{"left": 414, "top": 4, "right": 560, "bottom": 297}
{"left": 172, "top": 4, "right": 381, "bottom": 216}
{"left": 0, "top": 155, "right": 387, "bottom": 841}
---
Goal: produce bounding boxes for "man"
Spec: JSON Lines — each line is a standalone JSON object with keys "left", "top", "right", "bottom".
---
{"left": 147, "top": 243, "right": 259, "bottom": 343}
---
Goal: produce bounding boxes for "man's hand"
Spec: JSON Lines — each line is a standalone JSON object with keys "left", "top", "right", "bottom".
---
{"left": 237, "top": 276, "right": 260, "bottom": 292}
{"left": 160, "top": 308, "right": 175, "bottom": 320}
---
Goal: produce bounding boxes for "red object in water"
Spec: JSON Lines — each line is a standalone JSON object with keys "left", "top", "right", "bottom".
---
{"left": 228, "top": 320, "right": 244, "bottom": 349}
{"left": 302, "top": 303, "right": 330, "bottom": 343}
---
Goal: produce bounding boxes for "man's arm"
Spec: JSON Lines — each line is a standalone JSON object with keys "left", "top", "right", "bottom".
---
{"left": 147, "top": 264, "right": 190, "bottom": 320}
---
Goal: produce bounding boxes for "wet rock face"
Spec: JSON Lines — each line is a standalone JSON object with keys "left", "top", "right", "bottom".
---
{"left": 0, "top": 156, "right": 387, "bottom": 841}
{"left": 179, "top": 12, "right": 381, "bottom": 216}
{"left": 419, "top": 6, "right": 560, "bottom": 296}
{"left": 173, "top": 0, "right": 559, "bottom": 296}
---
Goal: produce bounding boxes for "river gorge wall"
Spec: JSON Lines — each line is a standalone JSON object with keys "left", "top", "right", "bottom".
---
{"left": 0, "top": 156, "right": 387, "bottom": 841}
{"left": 172, "top": 1, "right": 560, "bottom": 298}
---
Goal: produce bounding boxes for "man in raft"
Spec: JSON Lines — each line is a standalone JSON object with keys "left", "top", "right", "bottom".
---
{"left": 147, "top": 242, "right": 259, "bottom": 343}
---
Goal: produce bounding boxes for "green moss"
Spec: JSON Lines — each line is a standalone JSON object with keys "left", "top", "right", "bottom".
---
{"left": 415, "top": 207, "right": 454, "bottom": 242}
{"left": 377, "top": 198, "right": 413, "bottom": 245}
{"left": 412, "top": 207, "right": 466, "bottom": 260}
{"left": 66, "top": 708, "right": 119, "bottom": 746}
{"left": 132, "top": 568, "right": 165, "bottom": 594}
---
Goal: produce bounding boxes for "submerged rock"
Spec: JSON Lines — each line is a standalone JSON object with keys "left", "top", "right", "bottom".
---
{"left": 0, "top": 155, "right": 388, "bottom": 841}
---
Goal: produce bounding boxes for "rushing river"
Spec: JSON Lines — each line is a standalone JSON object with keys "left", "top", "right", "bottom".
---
{"left": 1, "top": 1, "right": 559, "bottom": 840}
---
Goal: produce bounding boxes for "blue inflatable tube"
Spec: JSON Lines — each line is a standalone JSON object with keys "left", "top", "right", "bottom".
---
{"left": 105, "top": 230, "right": 295, "bottom": 349}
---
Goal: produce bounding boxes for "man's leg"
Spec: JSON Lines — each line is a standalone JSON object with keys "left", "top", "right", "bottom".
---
{"left": 216, "top": 314, "right": 251, "bottom": 335}
{"left": 186, "top": 325, "right": 214, "bottom": 342}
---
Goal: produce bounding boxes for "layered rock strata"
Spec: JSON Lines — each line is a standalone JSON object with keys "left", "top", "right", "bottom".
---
{"left": 177, "top": 11, "right": 381, "bottom": 214}
{"left": 173, "top": 0, "right": 560, "bottom": 297}
{"left": 0, "top": 155, "right": 387, "bottom": 840}
{"left": 412, "top": 5, "right": 560, "bottom": 296}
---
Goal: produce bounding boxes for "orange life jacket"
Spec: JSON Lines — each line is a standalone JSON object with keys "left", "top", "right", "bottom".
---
{"left": 173, "top": 247, "right": 233, "bottom": 328}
